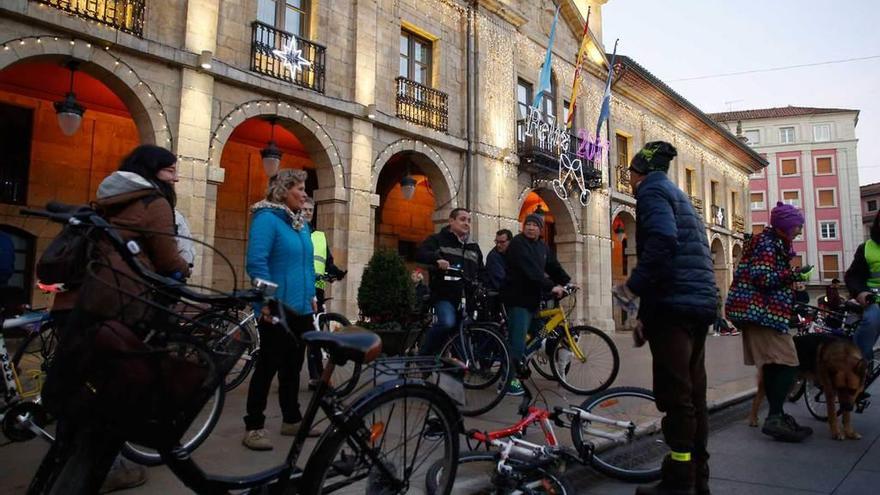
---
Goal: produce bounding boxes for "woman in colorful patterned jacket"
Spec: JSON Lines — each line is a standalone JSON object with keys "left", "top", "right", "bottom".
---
{"left": 726, "top": 201, "right": 813, "bottom": 442}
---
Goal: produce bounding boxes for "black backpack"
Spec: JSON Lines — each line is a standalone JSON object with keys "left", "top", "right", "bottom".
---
{"left": 35, "top": 206, "right": 93, "bottom": 290}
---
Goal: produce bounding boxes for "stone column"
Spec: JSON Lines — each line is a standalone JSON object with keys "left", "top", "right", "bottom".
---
{"left": 584, "top": 192, "right": 614, "bottom": 331}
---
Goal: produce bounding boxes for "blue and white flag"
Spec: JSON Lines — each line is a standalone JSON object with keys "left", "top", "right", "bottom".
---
{"left": 532, "top": 5, "right": 561, "bottom": 109}
{"left": 595, "top": 39, "right": 619, "bottom": 137}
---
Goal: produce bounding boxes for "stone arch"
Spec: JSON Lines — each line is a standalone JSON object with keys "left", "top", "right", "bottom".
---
{"left": 517, "top": 186, "right": 581, "bottom": 237}
{"left": 0, "top": 35, "right": 172, "bottom": 146}
{"left": 208, "top": 100, "right": 345, "bottom": 189}
{"left": 372, "top": 139, "right": 458, "bottom": 214}
{"left": 611, "top": 204, "right": 636, "bottom": 222}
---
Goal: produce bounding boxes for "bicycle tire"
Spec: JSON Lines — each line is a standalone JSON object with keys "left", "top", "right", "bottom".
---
{"left": 571, "top": 386, "right": 665, "bottom": 483}
{"left": 426, "top": 451, "right": 576, "bottom": 495}
{"left": 529, "top": 337, "right": 558, "bottom": 381}
{"left": 552, "top": 325, "right": 620, "bottom": 395}
{"left": 439, "top": 326, "right": 511, "bottom": 416}
{"left": 120, "top": 384, "right": 225, "bottom": 466}
{"left": 301, "top": 382, "right": 460, "bottom": 495}
{"left": 189, "top": 309, "right": 258, "bottom": 393}
{"left": 804, "top": 380, "right": 828, "bottom": 421}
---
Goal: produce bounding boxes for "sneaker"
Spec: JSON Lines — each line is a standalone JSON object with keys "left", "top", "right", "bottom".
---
{"left": 242, "top": 428, "right": 274, "bottom": 450}
{"left": 423, "top": 417, "right": 445, "bottom": 440}
{"left": 761, "top": 414, "right": 812, "bottom": 442}
{"left": 728, "top": 328, "right": 741, "bottom": 336}
{"left": 99, "top": 457, "right": 147, "bottom": 493}
{"left": 505, "top": 379, "right": 525, "bottom": 397}
{"left": 281, "top": 422, "right": 321, "bottom": 437}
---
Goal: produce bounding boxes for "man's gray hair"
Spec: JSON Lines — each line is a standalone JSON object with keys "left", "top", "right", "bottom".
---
{"left": 265, "top": 169, "right": 308, "bottom": 203}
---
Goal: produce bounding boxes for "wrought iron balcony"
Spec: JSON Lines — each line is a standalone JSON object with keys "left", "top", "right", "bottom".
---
{"left": 33, "top": 0, "right": 145, "bottom": 36}
{"left": 710, "top": 204, "right": 726, "bottom": 228}
{"left": 616, "top": 164, "right": 632, "bottom": 195}
{"left": 689, "top": 196, "right": 704, "bottom": 216}
{"left": 395, "top": 77, "right": 448, "bottom": 132}
{"left": 251, "top": 21, "right": 326, "bottom": 93}
{"left": 515, "top": 120, "right": 602, "bottom": 188}
{"left": 733, "top": 214, "right": 745, "bottom": 233}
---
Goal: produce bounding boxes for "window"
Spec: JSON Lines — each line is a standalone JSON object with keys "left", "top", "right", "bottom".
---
{"left": 0, "top": 103, "right": 33, "bottom": 205}
{"left": 731, "top": 191, "right": 739, "bottom": 215}
{"left": 400, "top": 30, "right": 432, "bottom": 85}
{"left": 780, "top": 158, "right": 798, "bottom": 176}
{"left": 868, "top": 199, "right": 878, "bottom": 212}
{"left": 779, "top": 126, "right": 795, "bottom": 144}
{"left": 744, "top": 129, "right": 760, "bottom": 145}
{"left": 821, "top": 254, "right": 840, "bottom": 281}
{"left": 539, "top": 73, "right": 557, "bottom": 125}
{"left": 751, "top": 223, "right": 766, "bottom": 235}
{"left": 616, "top": 134, "right": 629, "bottom": 168}
{"left": 791, "top": 254, "right": 803, "bottom": 269}
{"left": 817, "top": 189, "right": 837, "bottom": 208}
{"left": 815, "top": 156, "right": 833, "bottom": 175}
{"left": 685, "top": 169, "right": 695, "bottom": 196}
{"left": 710, "top": 181, "right": 719, "bottom": 206}
{"left": 750, "top": 191, "right": 765, "bottom": 210}
{"left": 820, "top": 221, "right": 839, "bottom": 240}
{"left": 562, "top": 100, "right": 573, "bottom": 128}
{"left": 813, "top": 124, "right": 831, "bottom": 142}
{"left": 257, "top": 0, "right": 309, "bottom": 37}
{"left": 782, "top": 190, "right": 801, "bottom": 208}
{"left": 516, "top": 79, "right": 532, "bottom": 120}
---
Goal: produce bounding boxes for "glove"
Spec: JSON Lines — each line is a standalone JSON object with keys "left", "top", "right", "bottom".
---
{"left": 612, "top": 283, "right": 639, "bottom": 315}
{"left": 797, "top": 265, "right": 814, "bottom": 281}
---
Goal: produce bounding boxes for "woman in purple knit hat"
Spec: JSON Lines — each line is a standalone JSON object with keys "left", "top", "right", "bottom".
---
{"left": 726, "top": 202, "right": 815, "bottom": 442}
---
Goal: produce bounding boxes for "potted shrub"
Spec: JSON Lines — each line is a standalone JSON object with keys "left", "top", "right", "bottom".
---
{"left": 356, "top": 249, "right": 418, "bottom": 355}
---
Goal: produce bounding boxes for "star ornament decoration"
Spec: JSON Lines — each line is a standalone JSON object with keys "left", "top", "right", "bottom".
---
{"left": 272, "top": 37, "right": 311, "bottom": 77}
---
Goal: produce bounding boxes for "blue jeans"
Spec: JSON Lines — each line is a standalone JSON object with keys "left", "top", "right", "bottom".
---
{"left": 855, "top": 304, "right": 880, "bottom": 362}
{"left": 421, "top": 300, "right": 458, "bottom": 356}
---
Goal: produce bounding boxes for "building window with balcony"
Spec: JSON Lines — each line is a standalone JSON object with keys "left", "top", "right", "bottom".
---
{"left": 779, "top": 126, "right": 796, "bottom": 144}
{"left": 750, "top": 191, "right": 765, "bottom": 211}
{"left": 616, "top": 134, "right": 631, "bottom": 194}
{"left": 541, "top": 74, "right": 557, "bottom": 126}
{"left": 780, "top": 157, "right": 798, "bottom": 176}
{"left": 782, "top": 190, "right": 801, "bottom": 208}
{"left": 257, "top": 0, "right": 309, "bottom": 37}
{"left": 517, "top": 80, "right": 532, "bottom": 120}
{"left": 819, "top": 221, "right": 839, "bottom": 240}
{"left": 815, "top": 156, "right": 834, "bottom": 175}
{"left": 820, "top": 253, "right": 841, "bottom": 281}
{"left": 396, "top": 29, "right": 447, "bottom": 132}
{"left": 34, "top": 0, "right": 146, "bottom": 36}
{"left": 744, "top": 129, "right": 760, "bottom": 145}
{"left": 868, "top": 199, "right": 878, "bottom": 212}
{"left": 813, "top": 123, "right": 831, "bottom": 142}
{"left": 817, "top": 188, "right": 837, "bottom": 208}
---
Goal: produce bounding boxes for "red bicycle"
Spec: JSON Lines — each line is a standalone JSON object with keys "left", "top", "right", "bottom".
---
{"left": 426, "top": 373, "right": 667, "bottom": 493}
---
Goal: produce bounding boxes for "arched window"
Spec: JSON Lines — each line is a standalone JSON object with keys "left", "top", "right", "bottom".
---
{"left": 542, "top": 73, "right": 557, "bottom": 126}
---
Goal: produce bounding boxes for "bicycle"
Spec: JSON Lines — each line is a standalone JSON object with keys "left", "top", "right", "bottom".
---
{"left": 522, "top": 286, "right": 620, "bottom": 395}
{"left": 23, "top": 202, "right": 464, "bottom": 495}
{"left": 425, "top": 370, "right": 666, "bottom": 493}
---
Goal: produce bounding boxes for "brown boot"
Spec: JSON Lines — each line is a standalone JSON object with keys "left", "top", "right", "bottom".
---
{"left": 635, "top": 455, "right": 695, "bottom": 495}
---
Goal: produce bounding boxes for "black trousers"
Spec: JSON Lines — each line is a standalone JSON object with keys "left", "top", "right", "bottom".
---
{"left": 243, "top": 314, "right": 311, "bottom": 430}
{"left": 646, "top": 320, "right": 710, "bottom": 488}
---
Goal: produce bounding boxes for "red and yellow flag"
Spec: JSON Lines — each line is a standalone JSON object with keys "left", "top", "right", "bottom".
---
{"left": 566, "top": 7, "right": 591, "bottom": 129}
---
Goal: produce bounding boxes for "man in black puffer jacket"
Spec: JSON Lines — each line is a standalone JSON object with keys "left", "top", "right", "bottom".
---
{"left": 416, "top": 208, "right": 484, "bottom": 355}
{"left": 614, "top": 141, "right": 717, "bottom": 495}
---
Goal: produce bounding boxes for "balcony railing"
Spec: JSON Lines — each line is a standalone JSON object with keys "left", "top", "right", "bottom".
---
{"left": 251, "top": 21, "right": 326, "bottom": 93}
{"left": 710, "top": 204, "right": 726, "bottom": 228}
{"left": 33, "top": 0, "right": 145, "bottom": 36}
{"left": 515, "top": 120, "right": 602, "bottom": 188}
{"left": 616, "top": 164, "right": 632, "bottom": 195}
{"left": 395, "top": 77, "right": 448, "bottom": 132}
{"left": 690, "top": 196, "right": 704, "bottom": 216}
{"left": 733, "top": 214, "right": 745, "bottom": 233}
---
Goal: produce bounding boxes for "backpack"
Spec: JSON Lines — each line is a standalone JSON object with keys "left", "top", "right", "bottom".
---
{"left": 35, "top": 207, "right": 93, "bottom": 290}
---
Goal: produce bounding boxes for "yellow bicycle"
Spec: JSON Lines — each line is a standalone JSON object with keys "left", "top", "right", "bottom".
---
{"left": 524, "top": 286, "right": 619, "bottom": 395}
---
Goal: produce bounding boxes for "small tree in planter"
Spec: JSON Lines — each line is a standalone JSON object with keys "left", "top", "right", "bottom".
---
{"left": 357, "top": 249, "right": 417, "bottom": 355}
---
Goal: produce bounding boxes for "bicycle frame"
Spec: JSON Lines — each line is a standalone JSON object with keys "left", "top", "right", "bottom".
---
{"left": 525, "top": 296, "right": 586, "bottom": 364}
{"left": 1, "top": 310, "right": 55, "bottom": 442}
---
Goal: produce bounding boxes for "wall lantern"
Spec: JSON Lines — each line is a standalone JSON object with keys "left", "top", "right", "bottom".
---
{"left": 198, "top": 50, "right": 213, "bottom": 70}
{"left": 260, "top": 118, "right": 283, "bottom": 178}
{"left": 400, "top": 168, "right": 417, "bottom": 200}
{"left": 54, "top": 60, "right": 86, "bottom": 136}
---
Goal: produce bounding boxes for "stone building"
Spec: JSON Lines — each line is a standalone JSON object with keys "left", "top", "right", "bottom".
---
{"left": 0, "top": 0, "right": 762, "bottom": 332}
{"left": 859, "top": 182, "right": 880, "bottom": 241}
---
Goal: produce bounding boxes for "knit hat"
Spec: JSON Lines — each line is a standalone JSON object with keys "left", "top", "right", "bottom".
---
{"left": 629, "top": 141, "right": 678, "bottom": 174}
{"left": 524, "top": 213, "right": 544, "bottom": 229}
{"left": 770, "top": 201, "right": 804, "bottom": 238}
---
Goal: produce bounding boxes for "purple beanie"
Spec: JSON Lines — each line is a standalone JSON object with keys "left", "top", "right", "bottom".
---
{"left": 770, "top": 201, "right": 804, "bottom": 238}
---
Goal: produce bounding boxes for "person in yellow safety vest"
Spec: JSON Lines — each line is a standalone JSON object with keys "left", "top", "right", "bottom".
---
{"left": 302, "top": 197, "right": 346, "bottom": 313}
{"left": 844, "top": 210, "right": 880, "bottom": 381}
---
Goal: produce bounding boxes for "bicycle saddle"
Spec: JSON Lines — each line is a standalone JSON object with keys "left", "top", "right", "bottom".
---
{"left": 302, "top": 328, "right": 382, "bottom": 365}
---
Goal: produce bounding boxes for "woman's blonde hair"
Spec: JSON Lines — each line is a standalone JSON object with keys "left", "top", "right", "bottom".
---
{"left": 266, "top": 169, "right": 308, "bottom": 203}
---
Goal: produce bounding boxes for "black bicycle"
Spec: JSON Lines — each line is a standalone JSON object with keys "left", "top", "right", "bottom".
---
{"left": 23, "top": 202, "right": 463, "bottom": 495}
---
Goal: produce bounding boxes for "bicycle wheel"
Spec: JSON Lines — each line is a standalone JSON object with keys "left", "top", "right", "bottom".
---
{"left": 439, "top": 326, "right": 511, "bottom": 416}
{"left": 316, "top": 312, "right": 360, "bottom": 394}
{"left": 426, "top": 451, "right": 576, "bottom": 495}
{"left": 530, "top": 352, "right": 556, "bottom": 381}
{"left": 571, "top": 386, "right": 665, "bottom": 483}
{"left": 787, "top": 376, "right": 805, "bottom": 402}
{"left": 804, "top": 380, "right": 828, "bottom": 421}
{"left": 552, "top": 325, "right": 620, "bottom": 395}
{"left": 189, "top": 309, "right": 258, "bottom": 393}
{"left": 301, "top": 383, "right": 460, "bottom": 495}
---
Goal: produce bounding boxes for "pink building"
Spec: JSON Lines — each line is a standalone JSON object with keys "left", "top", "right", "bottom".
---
{"left": 711, "top": 106, "right": 861, "bottom": 284}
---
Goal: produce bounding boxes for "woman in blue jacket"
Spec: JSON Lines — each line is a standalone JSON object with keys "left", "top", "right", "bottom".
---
{"left": 242, "top": 169, "right": 318, "bottom": 451}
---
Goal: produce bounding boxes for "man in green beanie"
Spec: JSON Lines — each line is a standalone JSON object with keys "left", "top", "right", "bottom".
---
{"left": 613, "top": 141, "right": 717, "bottom": 495}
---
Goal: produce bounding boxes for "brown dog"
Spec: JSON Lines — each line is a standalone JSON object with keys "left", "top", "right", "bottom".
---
{"left": 748, "top": 334, "right": 866, "bottom": 440}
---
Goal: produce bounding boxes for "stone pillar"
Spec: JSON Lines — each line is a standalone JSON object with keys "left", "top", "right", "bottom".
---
{"left": 584, "top": 192, "right": 614, "bottom": 332}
